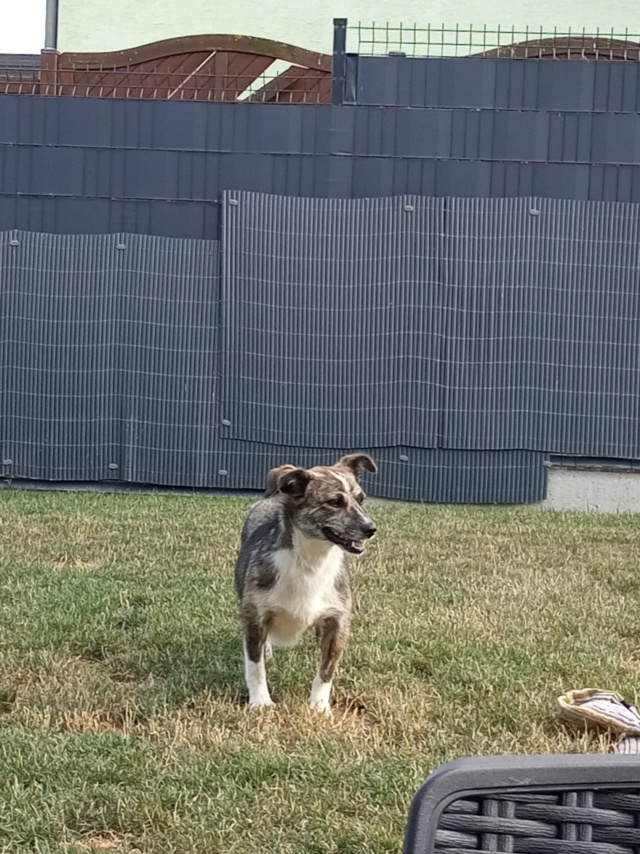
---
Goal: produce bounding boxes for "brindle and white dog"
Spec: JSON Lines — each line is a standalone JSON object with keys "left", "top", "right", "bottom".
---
{"left": 234, "top": 453, "right": 377, "bottom": 711}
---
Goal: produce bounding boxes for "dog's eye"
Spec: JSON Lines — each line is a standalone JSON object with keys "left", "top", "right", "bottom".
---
{"left": 327, "top": 496, "right": 345, "bottom": 508}
{"left": 355, "top": 493, "right": 365, "bottom": 505}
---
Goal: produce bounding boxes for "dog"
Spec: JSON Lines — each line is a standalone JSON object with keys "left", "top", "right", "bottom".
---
{"left": 234, "top": 453, "right": 377, "bottom": 711}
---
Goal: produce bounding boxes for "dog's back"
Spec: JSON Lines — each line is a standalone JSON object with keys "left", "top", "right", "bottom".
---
{"left": 234, "top": 496, "right": 283, "bottom": 598}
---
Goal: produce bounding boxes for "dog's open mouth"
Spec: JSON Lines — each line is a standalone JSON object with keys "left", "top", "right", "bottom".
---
{"left": 322, "top": 528, "right": 366, "bottom": 554}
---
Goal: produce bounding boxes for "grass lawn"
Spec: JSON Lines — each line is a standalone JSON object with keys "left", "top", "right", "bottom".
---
{"left": 0, "top": 489, "right": 639, "bottom": 853}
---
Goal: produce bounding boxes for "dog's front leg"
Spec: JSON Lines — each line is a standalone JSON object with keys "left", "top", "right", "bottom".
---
{"left": 310, "top": 616, "right": 349, "bottom": 713}
{"left": 241, "top": 608, "right": 274, "bottom": 708}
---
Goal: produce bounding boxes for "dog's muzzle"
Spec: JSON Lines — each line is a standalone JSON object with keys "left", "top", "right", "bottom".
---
{"left": 322, "top": 522, "right": 377, "bottom": 554}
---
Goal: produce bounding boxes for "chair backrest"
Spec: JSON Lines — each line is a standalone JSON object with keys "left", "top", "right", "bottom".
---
{"left": 403, "top": 754, "right": 640, "bottom": 854}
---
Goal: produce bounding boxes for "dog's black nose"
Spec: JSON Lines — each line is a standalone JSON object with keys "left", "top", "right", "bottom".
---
{"left": 363, "top": 523, "right": 377, "bottom": 539}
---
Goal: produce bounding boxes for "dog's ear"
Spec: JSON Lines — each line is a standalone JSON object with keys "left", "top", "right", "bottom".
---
{"left": 336, "top": 453, "right": 377, "bottom": 481}
{"left": 278, "top": 467, "right": 311, "bottom": 497}
{"left": 264, "top": 464, "right": 296, "bottom": 497}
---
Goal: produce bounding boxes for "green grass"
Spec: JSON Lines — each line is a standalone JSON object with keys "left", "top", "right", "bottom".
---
{"left": 0, "top": 489, "right": 639, "bottom": 853}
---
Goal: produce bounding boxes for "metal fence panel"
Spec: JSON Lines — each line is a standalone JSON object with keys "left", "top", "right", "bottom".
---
{"left": 347, "top": 160, "right": 640, "bottom": 203}
{"left": 0, "top": 230, "right": 122, "bottom": 480}
{"left": 0, "top": 226, "right": 546, "bottom": 503}
{"left": 8, "top": 160, "right": 640, "bottom": 240}
{"left": 117, "top": 235, "right": 220, "bottom": 487}
{"left": 349, "top": 56, "right": 640, "bottom": 111}
{"left": 221, "top": 191, "right": 444, "bottom": 449}
{"left": 221, "top": 191, "right": 640, "bottom": 462}
{"left": 6, "top": 96, "right": 640, "bottom": 243}
{"left": 7, "top": 153, "right": 640, "bottom": 238}
{"left": 347, "top": 107, "right": 640, "bottom": 164}
{"left": 368, "top": 448, "right": 546, "bottom": 504}
{"left": 2, "top": 87, "right": 640, "bottom": 501}
{"left": 0, "top": 196, "right": 218, "bottom": 239}
{"left": 0, "top": 230, "right": 221, "bottom": 484}
{"left": 0, "top": 97, "right": 333, "bottom": 153}
{"left": 212, "top": 442, "right": 547, "bottom": 504}
{"left": 443, "top": 197, "right": 640, "bottom": 456}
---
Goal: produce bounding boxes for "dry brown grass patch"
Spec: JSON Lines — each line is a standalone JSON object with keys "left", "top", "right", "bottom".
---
{"left": 73, "top": 832, "right": 129, "bottom": 851}
{"left": 58, "top": 707, "right": 149, "bottom": 736}
{"left": 53, "top": 555, "right": 105, "bottom": 570}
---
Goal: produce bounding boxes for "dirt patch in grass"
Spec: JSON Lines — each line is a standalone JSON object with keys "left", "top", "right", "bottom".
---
{"left": 73, "top": 832, "right": 129, "bottom": 850}
{"left": 59, "top": 707, "right": 149, "bottom": 736}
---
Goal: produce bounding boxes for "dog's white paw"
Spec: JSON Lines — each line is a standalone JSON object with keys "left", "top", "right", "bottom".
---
{"left": 309, "top": 698, "right": 332, "bottom": 715}
{"left": 309, "top": 675, "right": 332, "bottom": 713}
{"left": 248, "top": 695, "right": 275, "bottom": 709}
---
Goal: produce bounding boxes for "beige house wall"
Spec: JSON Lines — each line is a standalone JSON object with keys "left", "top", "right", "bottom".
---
{"left": 56, "top": 0, "right": 639, "bottom": 54}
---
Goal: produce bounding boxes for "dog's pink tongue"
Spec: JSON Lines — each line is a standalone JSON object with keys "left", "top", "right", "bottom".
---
{"left": 352, "top": 539, "right": 365, "bottom": 551}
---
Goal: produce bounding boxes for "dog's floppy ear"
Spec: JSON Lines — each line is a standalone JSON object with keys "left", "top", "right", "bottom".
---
{"left": 278, "top": 467, "right": 311, "bottom": 497}
{"left": 264, "top": 464, "right": 296, "bottom": 497}
{"left": 336, "top": 453, "right": 377, "bottom": 481}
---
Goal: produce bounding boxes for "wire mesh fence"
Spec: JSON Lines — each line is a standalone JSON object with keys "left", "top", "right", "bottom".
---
{"left": 349, "top": 23, "right": 640, "bottom": 59}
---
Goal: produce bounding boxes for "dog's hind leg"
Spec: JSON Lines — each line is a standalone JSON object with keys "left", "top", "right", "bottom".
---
{"left": 310, "top": 616, "right": 350, "bottom": 713}
{"left": 241, "top": 607, "right": 274, "bottom": 708}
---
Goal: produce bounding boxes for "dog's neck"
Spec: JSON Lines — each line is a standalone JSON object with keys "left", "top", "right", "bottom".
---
{"left": 289, "top": 527, "right": 340, "bottom": 570}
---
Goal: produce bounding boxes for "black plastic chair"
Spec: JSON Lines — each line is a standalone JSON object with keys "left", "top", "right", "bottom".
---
{"left": 404, "top": 754, "right": 640, "bottom": 854}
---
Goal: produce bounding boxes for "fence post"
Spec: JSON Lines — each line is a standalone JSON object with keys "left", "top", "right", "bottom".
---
{"left": 40, "top": 50, "right": 59, "bottom": 96}
{"left": 332, "top": 18, "right": 347, "bottom": 105}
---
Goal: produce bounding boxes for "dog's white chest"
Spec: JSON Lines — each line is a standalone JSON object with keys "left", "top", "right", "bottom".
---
{"left": 266, "top": 539, "right": 344, "bottom": 647}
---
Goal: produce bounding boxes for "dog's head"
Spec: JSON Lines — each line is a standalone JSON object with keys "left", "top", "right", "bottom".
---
{"left": 265, "top": 454, "right": 378, "bottom": 554}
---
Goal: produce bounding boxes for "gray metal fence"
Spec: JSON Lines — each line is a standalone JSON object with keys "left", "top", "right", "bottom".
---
{"left": 3, "top": 191, "right": 640, "bottom": 501}
{"left": 221, "top": 192, "right": 640, "bottom": 460}
{"left": 342, "top": 55, "right": 640, "bottom": 110}
{"left": 4, "top": 91, "right": 640, "bottom": 247}
{"left": 441, "top": 197, "right": 640, "bottom": 458}
{"left": 2, "top": 57, "right": 640, "bottom": 503}
{"left": 221, "top": 193, "right": 444, "bottom": 449}
{"left": 1, "top": 231, "right": 220, "bottom": 485}
{"left": 0, "top": 221, "right": 549, "bottom": 503}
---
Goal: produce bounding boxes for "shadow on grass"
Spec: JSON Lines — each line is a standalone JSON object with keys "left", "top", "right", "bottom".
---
{"left": 103, "top": 627, "right": 244, "bottom": 707}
